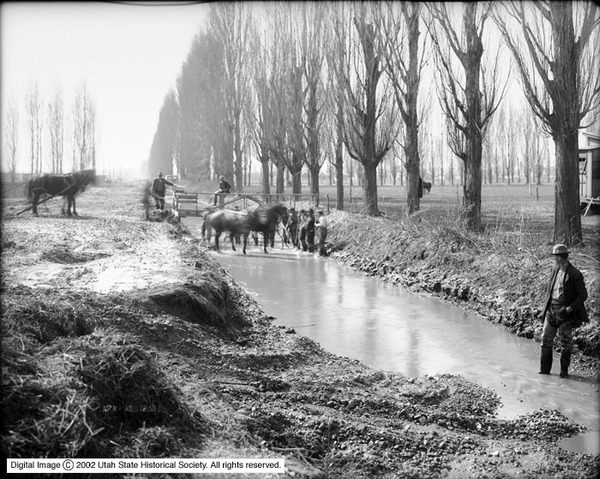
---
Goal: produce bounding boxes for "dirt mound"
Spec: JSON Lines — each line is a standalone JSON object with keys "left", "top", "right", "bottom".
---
{"left": 146, "top": 274, "right": 248, "bottom": 333}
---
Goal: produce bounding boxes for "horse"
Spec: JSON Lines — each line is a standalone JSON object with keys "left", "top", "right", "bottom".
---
{"left": 202, "top": 209, "right": 251, "bottom": 253}
{"left": 246, "top": 204, "right": 288, "bottom": 253}
{"left": 27, "top": 169, "right": 96, "bottom": 216}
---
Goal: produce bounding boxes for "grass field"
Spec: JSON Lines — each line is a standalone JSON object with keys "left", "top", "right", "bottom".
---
{"left": 318, "top": 182, "right": 555, "bottom": 219}
{"left": 316, "top": 182, "right": 600, "bottom": 259}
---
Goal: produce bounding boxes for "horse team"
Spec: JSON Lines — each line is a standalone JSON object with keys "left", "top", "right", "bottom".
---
{"left": 202, "top": 204, "right": 288, "bottom": 254}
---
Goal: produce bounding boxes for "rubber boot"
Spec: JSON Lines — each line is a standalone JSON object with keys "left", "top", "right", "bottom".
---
{"left": 539, "top": 347, "right": 552, "bottom": 374}
{"left": 560, "top": 350, "right": 571, "bottom": 378}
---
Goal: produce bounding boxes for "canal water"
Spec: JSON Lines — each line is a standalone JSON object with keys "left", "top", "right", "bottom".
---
{"left": 185, "top": 219, "right": 599, "bottom": 455}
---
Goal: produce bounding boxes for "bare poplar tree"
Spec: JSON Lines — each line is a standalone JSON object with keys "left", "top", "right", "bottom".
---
{"left": 521, "top": 104, "right": 536, "bottom": 185}
{"left": 296, "top": 2, "right": 328, "bottom": 203}
{"left": 4, "top": 96, "right": 19, "bottom": 183}
{"left": 48, "top": 88, "right": 65, "bottom": 173}
{"left": 26, "top": 83, "right": 43, "bottom": 174}
{"left": 332, "top": 3, "right": 400, "bottom": 216}
{"left": 325, "top": 2, "right": 352, "bottom": 210}
{"left": 262, "top": 5, "right": 294, "bottom": 197}
{"left": 494, "top": 1, "right": 600, "bottom": 245}
{"left": 248, "top": 24, "right": 272, "bottom": 196}
{"left": 380, "top": 1, "right": 426, "bottom": 215}
{"left": 427, "top": 2, "right": 507, "bottom": 229}
{"left": 73, "top": 82, "right": 96, "bottom": 170}
{"left": 209, "top": 2, "right": 252, "bottom": 193}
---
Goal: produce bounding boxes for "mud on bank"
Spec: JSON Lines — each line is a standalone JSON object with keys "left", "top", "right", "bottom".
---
{"left": 1, "top": 184, "right": 599, "bottom": 478}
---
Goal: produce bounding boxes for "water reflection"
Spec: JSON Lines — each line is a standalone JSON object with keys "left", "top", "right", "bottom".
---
{"left": 184, "top": 219, "right": 598, "bottom": 455}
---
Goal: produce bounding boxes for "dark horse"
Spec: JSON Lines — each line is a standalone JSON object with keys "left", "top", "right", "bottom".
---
{"left": 202, "top": 209, "right": 251, "bottom": 253}
{"left": 246, "top": 204, "right": 288, "bottom": 253}
{"left": 202, "top": 204, "right": 288, "bottom": 254}
{"left": 418, "top": 177, "right": 432, "bottom": 198}
{"left": 27, "top": 169, "right": 96, "bottom": 216}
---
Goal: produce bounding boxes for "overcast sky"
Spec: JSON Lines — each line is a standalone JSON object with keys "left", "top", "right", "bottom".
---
{"left": 1, "top": 1, "right": 210, "bottom": 178}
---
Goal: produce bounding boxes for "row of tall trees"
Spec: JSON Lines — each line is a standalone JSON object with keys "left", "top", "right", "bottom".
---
{"left": 147, "top": 1, "right": 599, "bottom": 245}
{"left": 3, "top": 81, "right": 98, "bottom": 182}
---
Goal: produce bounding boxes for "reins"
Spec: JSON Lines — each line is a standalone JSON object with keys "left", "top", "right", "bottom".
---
{"left": 15, "top": 184, "right": 74, "bottom": 216}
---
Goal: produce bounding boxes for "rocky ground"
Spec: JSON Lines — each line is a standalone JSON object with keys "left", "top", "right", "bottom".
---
{"left": 1, "top": 182, "right": 599, "bottom": 478}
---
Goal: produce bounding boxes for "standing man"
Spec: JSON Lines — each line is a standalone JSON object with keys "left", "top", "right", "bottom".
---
{"left": 299, "top": 209, "right": 308, "bottom": 251}
{"left": 287, "top": 207, "right": 299, "bottom": 248}
{"left": 316, "top": 210, "right": 328, "bottom": 256}
{"left": 306, "top": 209, "right": 316, "bottom": 253}
{"left": 213, "top": 175, "right": 231, "bottom": 206}
{"left": 539, "top": 244, "right": 589, "bottom": 378}
{"left": 151, "top": 172, "right": 175, "bottom": 211}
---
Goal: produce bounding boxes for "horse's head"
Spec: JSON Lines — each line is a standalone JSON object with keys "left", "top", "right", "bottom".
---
{"left": 77, "top": 169, "right": 96, "bottom": 192}
{"left": 276, "top": 204, "right": 288, "bottom": 223}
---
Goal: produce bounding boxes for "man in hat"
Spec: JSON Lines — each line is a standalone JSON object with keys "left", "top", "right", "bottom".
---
{"left": 213, "top": 175, "right": 232, "bottom": 206}
{"left": 151, "top": 171, "right": 175, "bottom": 211}
{"left": 539, "top": 243, "right": 589, "bottom": 378}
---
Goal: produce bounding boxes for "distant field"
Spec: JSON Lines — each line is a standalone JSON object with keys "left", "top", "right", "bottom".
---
{"left": 317, "top": 183, "right": 555, "bottom": 220}
{"left": 318, "top": 182, "right": 600, "bottom": 251}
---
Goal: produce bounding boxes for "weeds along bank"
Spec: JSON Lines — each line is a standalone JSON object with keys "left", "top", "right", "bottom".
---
{"left": 325, "top": 210, "right": 600, "bottom": 369}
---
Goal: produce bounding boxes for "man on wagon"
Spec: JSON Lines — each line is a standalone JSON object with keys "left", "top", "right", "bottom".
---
{"left": 213, "top": 175, "right": 232, "bottom": 206}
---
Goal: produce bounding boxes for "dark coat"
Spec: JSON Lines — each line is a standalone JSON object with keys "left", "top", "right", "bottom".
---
{"left": 218, "top": 179, "right": 231, "bottom": 193}
{"left": 542, "top": 262, "right": 589, "bottom": 326}
{"left": 151, "top": 177, "right": 174, "bottom": 197}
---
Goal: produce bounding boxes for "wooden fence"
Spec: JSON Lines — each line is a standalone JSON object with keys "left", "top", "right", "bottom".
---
{"left": 172, "top": 190, "right": 320, "bottom": 216}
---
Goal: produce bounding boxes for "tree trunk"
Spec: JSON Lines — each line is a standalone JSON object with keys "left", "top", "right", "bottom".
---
{"left": 553, "top": 132, "right": 582, "bottom": 245}
{"left": 309, "top": 166, "right": 320, "bottom": 205}
{"left": 234, "top": 113, "right": 243, "bottom": 193}
{"left": 260, "top": 152, "right": 270, "bottom": 196}
{"left": 334, "top": 100, "right": 345, "bottom": 210}
{"left": 463, "top": 139, "right": 482, "bottom": 230}
{"left": 462, "top": 7, "right": 483, "bottom": 230}
{"left": 291, "top": 170, "right": 302, "bottom": 200}
{"left": 406, "top": 118, "right": 420, "bottom": 214}
{"left": 363, "top": 163, "right": 379, "bottom": 215}
{"left": 404, "top": 4, "right": 421, "bottom": 216}
{"left": 275, "top": 162, "right": 285, "bottom": 197}
{"left": 336, "top": 160, "right": 344, "bottom": 211}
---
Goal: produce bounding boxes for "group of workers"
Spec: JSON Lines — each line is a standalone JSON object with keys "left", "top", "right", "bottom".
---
{"left": 285, "top": 207, "right": 328, "bottom": 256}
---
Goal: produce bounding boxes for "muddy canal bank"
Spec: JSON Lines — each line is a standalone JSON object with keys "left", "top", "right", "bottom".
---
{"left": 1, "top": 183, "right": 599, "bottom": 478}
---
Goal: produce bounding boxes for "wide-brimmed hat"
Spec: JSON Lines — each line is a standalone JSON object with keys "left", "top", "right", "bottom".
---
{"left": 551, "top": 244, "right": 570, "bottom": 255}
